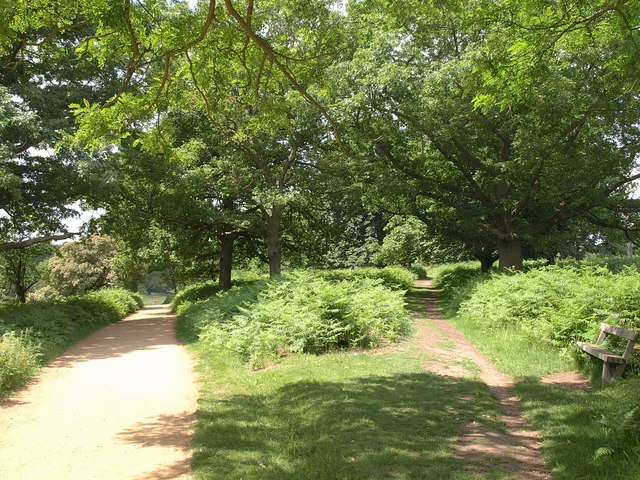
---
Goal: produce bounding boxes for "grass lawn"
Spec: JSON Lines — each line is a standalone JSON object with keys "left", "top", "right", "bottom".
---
{"left": 177, "top": 287, "right": 511, "bottom": 480}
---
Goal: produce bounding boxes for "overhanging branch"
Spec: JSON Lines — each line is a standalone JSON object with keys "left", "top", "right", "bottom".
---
{"left": 0, "top": 232, "right": 78, "bottom": 252}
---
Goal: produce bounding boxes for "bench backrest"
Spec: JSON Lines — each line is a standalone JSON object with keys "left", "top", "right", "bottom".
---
{"left": 596, "top": 323, "right": 638, "bottom": 361}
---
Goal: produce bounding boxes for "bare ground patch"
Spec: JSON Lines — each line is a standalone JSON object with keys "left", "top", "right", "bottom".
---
{"left": 540, "top": 371, "right": 591, "bottom": 390}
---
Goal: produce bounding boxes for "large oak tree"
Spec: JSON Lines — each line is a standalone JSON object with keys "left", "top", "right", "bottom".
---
{"left": 337, "top": 0, "right": 640, "bottom": 269}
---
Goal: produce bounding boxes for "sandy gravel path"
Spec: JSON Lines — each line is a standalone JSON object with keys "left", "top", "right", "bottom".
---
{"left": 0, "top": 305, "right": 198, "bottom": 480}
{"left": 414, "top": 279, "right": 551, "bottom": 479}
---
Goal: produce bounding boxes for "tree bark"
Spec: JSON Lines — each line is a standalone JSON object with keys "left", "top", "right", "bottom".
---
{"left": 498, "top": 238, "right": 523, "bottom": 270}
{"left": 0, "top": 232, "right": 77, "bottom": 252}
{"left": 218, "top": 231, "right": 235, "bottom": 290}
{"left": 218, "top": 197, "right": 236, "bottom": 290}
{"left": 265, "top": 206, "right": 283, "bottom": 277}
{"left": 475, "top": 245, "right": 497, "bottom": 272}
{"left": 15, "top": 282, "right": 26, "bottom": 303}
{"left": 13, "top": 255, "right": 27, "bottom": 303}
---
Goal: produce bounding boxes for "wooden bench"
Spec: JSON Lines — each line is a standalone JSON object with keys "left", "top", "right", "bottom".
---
{"left": 577, "top": 323, "right": 637, "bottom": 385}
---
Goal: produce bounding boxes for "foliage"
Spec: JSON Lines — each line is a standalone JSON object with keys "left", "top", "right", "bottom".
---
{"left": 0, "top": 243, "right": 52, "bottom": 302}
{"left": 171, "top": 272, "right": 267, "bottom": 312}
{"left": 408, "top": 264, "right": 428, "bottom": 279}
{"left": 0, "top": 331, "right": 39, "bottom": 395}
{"left": 430, "top": 262, "right": 489, "bottom": 317}
{"left": 111, "top": 247, "right": 148, "bottom": 292}
{"left": 432, "top": 259, "right": 640, "bottom": 374}
{"left": 321, "top": 214, "right": 384, "bottom": 269}
{"left": 374, "top": 216, "right": 429, "bottom": 266}
{"left": 319, "top": 266, "right": 417, "bottom": 291}
{"left": 171, "top": 281, "right": 222, "bottom": 312}
{"left": 47, "top": 235, "right": 118, "bottom": 296}
{"left": 67, "top": 288, "right": 144, "bottom": 323}
{"left": 139, "top": 270, "right": 175, "bottom": 294}
{"left": 178, "top": 271, "right": 410, "bottom": 368}
{"left": 1, "top": 8, "right": 122, "bottom": 250}
{"left": 0, "top": 86, "right": 80, "bottom": 248}
{"left": 0, "top": 287, "right": 141, "bottom": 396}
{"left": 459, "top": 265, "right": 640, "bottom": 349}
{"left": 338, "top": 0, "right": 640, "bottom": 269}
{"left": 562, "top": 256, "right": 640, "bottom": 273}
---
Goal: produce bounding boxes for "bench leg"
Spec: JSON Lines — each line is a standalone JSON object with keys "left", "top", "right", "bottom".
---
{"left": 602, "top": 362, "right": 625, "bottom": 385}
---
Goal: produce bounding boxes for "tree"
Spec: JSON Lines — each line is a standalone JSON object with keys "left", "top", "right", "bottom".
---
{"left": 71, "top": 0, "right": 345, "bottom": 282}
{"left": 47, "top": 235, "right": 118, "bottom": 296}
{"left": 338, "top": 0, "right": 640, "bottom": 269}
{"left": 0, "top": 3, "right": 121, "bottom": 251}
{"left": 0, "top": 243, "right": 52, "bottom": 302}
{"left": 0, "top": 87, "right": 79, "bottom": 250}
{"left": 375, "top": 216, "right": 428, "bottom": 267}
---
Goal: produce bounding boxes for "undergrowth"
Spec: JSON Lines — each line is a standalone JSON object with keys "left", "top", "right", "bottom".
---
{"left": 318, "top": 266, "right": 417, "bottom": 290}
{"left": 431, "top": 260, "right": 640, "bottom": 369}
{"left": 171, "top": 272, "right": 266, "bottom": 312}
{"left": 430, "top": 257, "right": 640, "bottom": 478}
{"left": 176, "top": 270, "right": 411, "bottom": 368}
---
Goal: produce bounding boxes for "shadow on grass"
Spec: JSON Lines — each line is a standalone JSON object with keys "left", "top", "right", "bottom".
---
{"left": 193, "top": 371, "right": 504, "bottom": 480}
{"left": 515, "top": 377, "right": 640, "bottom": 480}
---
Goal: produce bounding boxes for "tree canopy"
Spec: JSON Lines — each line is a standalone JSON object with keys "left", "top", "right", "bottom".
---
{"left": 1, "top": 0, "right": 639, "bottom": 282}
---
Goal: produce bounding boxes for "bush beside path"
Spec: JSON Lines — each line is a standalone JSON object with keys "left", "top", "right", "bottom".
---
{"left": 0, "top": 304, "right": 198, "bottom": 480}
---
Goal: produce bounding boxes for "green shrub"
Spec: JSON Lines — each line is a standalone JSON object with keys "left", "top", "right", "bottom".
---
{"left": 0, "top": 331, "right": 39, "bottom": 395}
{"left": 453, "top": 265, "right": 640, "bottom": 373}
{"left": 0, "top": 287, "right": 141, "bottom": 397}
{"left": 179, "top": 272, "right": 411, "bottom": 368}
{"left": 320, "top": 266, "right": 417, "bottom": 290}
{"left": 560, "top": 256, "right": 640, "bottom": 273}
{"left": 408, "top": 265, "right": 428, "bottom": 279}
{"left": 430, "top": 262, "right": 489, "bottom": 316}
{"left": 171, "top": 275, "right": 267, "bottom": 313}
{"left": 171, "top": 282, "right": 222, "bottom": 312}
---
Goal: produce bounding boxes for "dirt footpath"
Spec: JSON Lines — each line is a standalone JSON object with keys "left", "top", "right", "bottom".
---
{"left": 414, "top": 279, "right": 551, "bottom": 479}
{"left": 0, "top": 305, "right": 198, "bottom": 480}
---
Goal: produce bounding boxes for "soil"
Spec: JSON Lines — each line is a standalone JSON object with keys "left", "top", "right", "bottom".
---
{"left": 540, "top": 371, "right": 591, "bottom": 390}
{"left": 413, "top": 279, "right": 552, "bottom": 479}
{"left": 0, "top": 305, "right": 198, "bottom": 480}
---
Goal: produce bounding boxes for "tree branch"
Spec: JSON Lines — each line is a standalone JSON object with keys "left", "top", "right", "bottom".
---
{"left": 223, "top": 0, "right": 344, "bottom": 146}
{"left": 0, "top": 233, "right": 77, "bottom": 252}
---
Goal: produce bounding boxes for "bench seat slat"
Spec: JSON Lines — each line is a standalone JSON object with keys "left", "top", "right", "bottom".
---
{"left": 577, "top": 342, "right": 626, "bottom": 364}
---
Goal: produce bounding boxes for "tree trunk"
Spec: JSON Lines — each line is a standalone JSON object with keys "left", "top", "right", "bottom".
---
{"left": 475, "top": 246, "right": 497, "bottom": 273}
{"left": 498, "top": 238, "right": 523, "bottom": 270}
{"left": 265, "top": 206, "right": 283, "bottom": 277}
{"left": 218, "top": 197, "right": 237, "bottom": 290}
{"left": 15, "top": 283, "right": 26, "bottom": 303}
{"left": 218, "top": 231, "right": 235, "bottom": 290}
{"left": 12, "top": 255, "right": 27, "bottom": 303}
